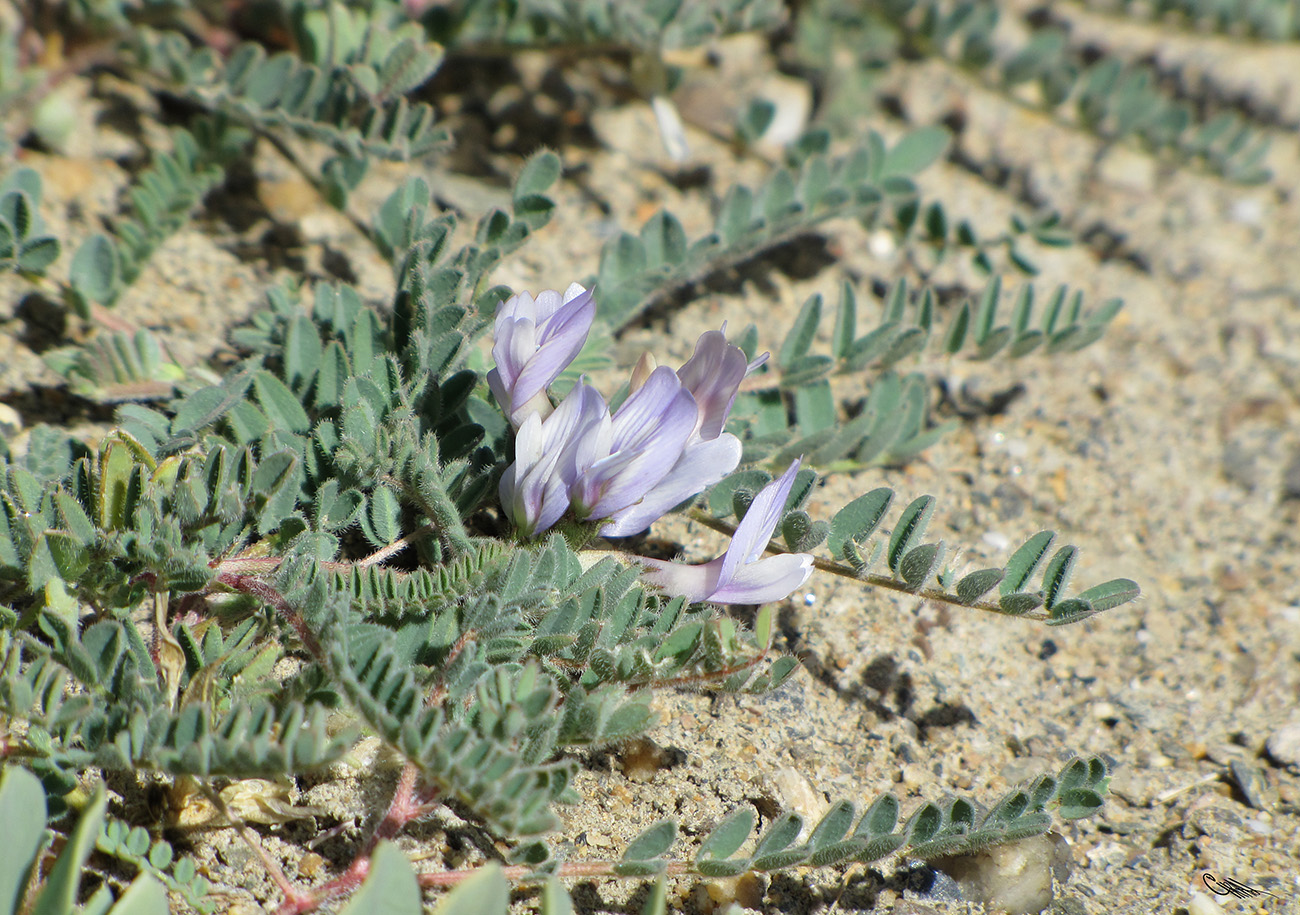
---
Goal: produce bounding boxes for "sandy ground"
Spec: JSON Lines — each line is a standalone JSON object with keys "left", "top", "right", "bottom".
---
{"left": 2, "top": 10, "right": 1299, "bottom": 915}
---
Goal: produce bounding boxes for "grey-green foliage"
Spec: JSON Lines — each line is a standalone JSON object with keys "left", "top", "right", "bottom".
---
{"left": 707, "top": 456, "right": 1137, "bottom": 625}
{"left": 0, "top": 766, "right": 170, "bottom": 915}
{"left": 422, "top": 0, "right": 785, "bottom": 51}
{"left": 131, "top": 15, "right": 446, "bottom": 163}
{"left": 593, "top": 124, "right": 1053, "bottom": 329}
{"left": 337, "top": 756, "right": 1110, "bottom": 915}
{"left": 0, "top": 167, "right": 62, "bottom": 275}
{"left": 0, "top": 2, "right": 1156, "bottom": 908}
{"left": 866, "top": 0, "right": 1272, "bottom": 183}
{"left": 726, "top": 275, "right": 1122, "bottom": 471}
{"left": 42, "top": 330, "right": 188, "bottom": 404}
{"left": 66, "top": 120, "right": 247, "bottom": 317}
{"left": 1082, "top": 0, "right": 1300, "bottom": 40}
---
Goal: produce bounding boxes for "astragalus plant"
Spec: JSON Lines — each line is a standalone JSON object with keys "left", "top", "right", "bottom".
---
{"left": 0, "top": 0, "right": 1207, "bottom": 912}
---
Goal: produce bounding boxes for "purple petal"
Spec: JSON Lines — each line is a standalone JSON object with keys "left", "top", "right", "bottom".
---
{"left": 635, "top": 556, "right": 725, "bottom": 603}
{"left": 676, "top": 330, "right": 748, "bottom": 441}
{"left": 707, "top": 552, "right": 813, "bottom": 604}
{"left": 599, "top": 434, "right": 742, "bottom": 537}
{"left": 718, "top": 459, "right": 801, "bottom": 587}
{"left": 577, "top": 388, "right": 697, "bottom": 519}
{"left": 609, "top": 366, "right": 689, "bottom": 451}
{"left": 509, "top": 291, "right": 596, "bottom": 420}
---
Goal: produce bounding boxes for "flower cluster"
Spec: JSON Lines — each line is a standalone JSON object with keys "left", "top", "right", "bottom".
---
{"left": 491, "top": 284, "right": 813, "bottom": 604}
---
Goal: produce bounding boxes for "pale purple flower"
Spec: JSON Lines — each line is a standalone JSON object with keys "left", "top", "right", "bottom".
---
{"left": 636, "top": 460, "right": 814, "bottom": 604}
{"left": 495, "top": 311, "right": 766, "bottom": 539}
{"left": 499, "top": 381, "right": 610, "bottom": 537}
{"left": 572, "top": 366, "right": 700, "bottom": 523}
{"left": 675, "top": 326, "right": 767, "bottom": 443}
{"left": 487, "top": 283, "right": 596, "bottom": 428}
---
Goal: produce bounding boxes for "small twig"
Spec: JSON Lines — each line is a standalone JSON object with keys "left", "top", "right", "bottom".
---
{"left": 214, "top": 572, "right": 325, "bottom": 656}
{"left": 358, "top": 522, "right": 438, "bottom": 568}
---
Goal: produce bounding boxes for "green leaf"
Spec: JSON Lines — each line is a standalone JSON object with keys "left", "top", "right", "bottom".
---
{"left": 887, "top": 495, "right": 934, "bottom": 574}
{"left": 378, "top": 37, "right": 441, "bottom": 96}
{"left": 0, "top": 766, "right": 47, "bottom": 915}
{"left": 697, "top": 806, "right": 755, "bottom": 863}
{"left": 898, "top": 541, "right": 944, "bottom": 589}
{"left": 827, "top": 488, "right": 893, "bottom": 561}
{"left": 1056, "top": 789, "right": 1105, "bottom": 819}
{"left": 1040, "top": 545, "right": 1077, "bottom": 608}
{"left": 71, "top": 234, "right": 121, "bottom": 306}
{"left": 340, "top": 842, "right": 422, "bottom": 915}
{"left": 17, "top": 237, "right": 60, "bottom": 273}
{"left": 1075, "top": 578, "right": 1139, "bottom": 611}
{"left": 253, "top": 370, "right": 311, "bottom": 433}
{"left": 778, "top": 294, "right": 822, "bottom": 370}
{"left": 621, "top": 820, "right": 677, "bottom": 861}
{"left": 32, "top": 782, "right": 107, "bottom": 915}
{"left": 1047, "top": 598, "right": 1094, "bottom": 625}
{"left": 541, "top": 878, "right": 574, "bottom": 915}
{"left": 641, "top": 210, "right": 687, "bottom": 266}
{"left": 751, "top": 811, "right": 802, "bottom": 859}
{"left": 832, "top": 281, "right": 857, "bottom": 360}
{"left": 514, "top": 150, "right": 562, "bottom": 202}
{"left": 999, "top": 591, "right": 1044, "bottom": 616}
{"left": 639, "top": 876, "right": 667, "bottom": 915}
{"left": 954, "top": 568, "right": 1003, "bottom": 604}
{"left": 1000, "top": 531, "right": 1055, "bottom": 596}
{"left": 107, "top": 875, "right": 170, "bottom": 915}
{"left": 881, "top": 126, "right": 950, "bottom": 178}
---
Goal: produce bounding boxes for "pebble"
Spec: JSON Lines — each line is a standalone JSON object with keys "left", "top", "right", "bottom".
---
{"left": 1265, "top": 722, "right": 1300, "bottom": 769}
{"left": 1187, "top": 891, "right": 1227, "bottom": 915}
{"left": 934, "top": 834, "right": 1061, "bottom": 914}
{"left": 0, "top": 403, "right": 20, "bottom": 440}
{"left": 297, "top": 851, "right": 324, "bottom": 879}
{"left": 768, "top": 767, "right": 829, "bottom": 825}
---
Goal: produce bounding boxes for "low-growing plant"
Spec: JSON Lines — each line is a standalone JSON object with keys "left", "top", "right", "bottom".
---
{"left": 14, "top": 0, "right": 1272, "bottom": 911}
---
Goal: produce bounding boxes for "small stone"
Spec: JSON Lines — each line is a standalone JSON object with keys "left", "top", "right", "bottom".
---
{"left": 619, "top": 737, "right": 676, "bottom": 782}
{"left": 0, "top": 403, "right": 21, "bottom": 440}
{"left": 704, "top": 873, "right": 765, "bottom": 909}
{"left": 900, "top": 763, "right": 927, "bottom": 791}
{"left": 297, "top": 851, "right": 324, "bottom": 879}
{"left": 1187, "top": 891, "right": 1227, "bottom": 915}
{"left": 1228, "top": 759, "right": 1277, "bottom": 810}
{"left": 768, "top": 767, "right": 829, "bottom": 824}
{"left": 934, "top": 834, "right": 1062, "bottom": 914}
{"left": 1265, "top": 722, "right": 1300, "bottom": 769}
